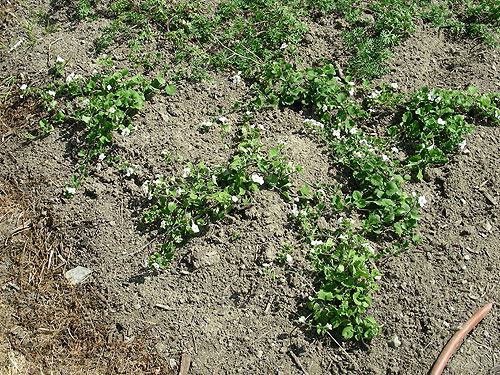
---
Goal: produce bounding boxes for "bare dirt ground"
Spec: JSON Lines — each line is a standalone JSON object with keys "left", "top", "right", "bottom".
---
{"left": 1, "top": 1, "right": 499, "bottom": 374}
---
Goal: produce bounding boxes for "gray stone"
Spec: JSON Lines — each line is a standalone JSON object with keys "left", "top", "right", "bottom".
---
{"left": 388, "top": 335, "right": 401, "bottom": 348}
{"left": 65, "top": 266, "right": 92, "bottom": 286}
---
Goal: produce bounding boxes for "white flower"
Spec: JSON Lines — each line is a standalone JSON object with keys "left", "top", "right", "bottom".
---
{"left": 231, "top": 195, "right": 238, "bottom": 203}
{"left": 331, "top": 128, "right": 341, "bottom": 138}
{"left": 280, "top": 42, "right": 288, "bottom": 50}
{"left": 56, "top": 56, "right": 64, "bottom": 63}
{"left": 349, "top": 87, "right": 355, "bottom": 96}
{"left": 109, "top": 107, "right": 116, "bottom": 114}
{"left": 310, "top": 240, "right": 324, "bottom": 246}
{"left": 20, "top": 84, "right": 27, "bottom": 90}
{"left": 176, "top": 187, "right": 182, "bottom": 195}
{"left": 218, "top": 116, "right": 228, "bottom": 124}
{"left": 251, "top": 174, "right": 264, "bottom": 185}
{"left": 349, "top": 127, "right": 358, "bottom": 135}
{"left": 141, "top": 181, "right": 150, "bottom": 195}
{"left": 191, "top": 221, "right": 200, "bottom": 233}
{"left": 459, "top": 139, "right": 467, "bottom": 150}
{"left": 126, "top": 166, "right": 135, "bottom": 177}
{"left": 382, "top": 154, "right": 389, "bottom": 161}
{"left": 245, "top": 110, "right": 252, "bottom": 116}
{"left": 201, "top": 120, "right": 213, "bottom": 128}
{"left": 47, "top": 90, "right": 56, "bottom": 97}
{"left": 437, "top": 118, "right": 446, "bottom": 125}
{"left": 418, "top": 195, "right": 427, "bottom": 207}
{"left": 98, "top": 153, "right": 105, "bottom": 161}
{"left": 66, "top": 72, "right": 83, "bottom": 83}
{"left": 64, "top": 186, "right": 76, "bottom": 195}
{"left": 369, "top": 90, "right": 381, "bottom": 99}
{"left": 359, "top": 139, "right": 369, "bottom": 146}
{"left": 106, "top": 84, "right": 112, "bottom": 91}
{"left": 182, "top": 167, "right": 191, "bottom": 178}
{"left": 81, "top": 98, "right": 89, "bottom": 107}
{"left": 286, "top": 253, "right": 293, "bottom": 263}
{"left": 232, "top": 72, "right": 242, "bottom": 84}
{"left": 290, "top": 204, "right": 299, "bottom": 217}
{"left": 354, "top": 151, "right": 362, "bottom": 158}
{"left": 121, "top": 127, "right": 130, "bottom": 136}
{"left": 257, "top": 123, "right": 265, "bottom": 131}
{"left": 326, "top": 323, "right": 333, "bottom": 330}
{"left": 362, "top": 243, "right": 375, "bottom": 255}
{"left": 390, "top": 82, "right": 398, "bottom": 89}
{"left": 322, "top": 104, "right": 328, "bottom": 112}
{"left": 391, "top": 147, "right": 399, "bottom": 153}
{"left": 495, "top": 110, "right": 500, "bottom": 120}
{"left": 160, "top": 220, "right": 166, "bottom": 229}
{"left": 347, "top": 81, "right": 355, "bottom": 86}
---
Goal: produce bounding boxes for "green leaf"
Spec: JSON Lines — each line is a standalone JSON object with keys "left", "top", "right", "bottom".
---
{"left": 165, "top": 84, "right": 176, "bottom": 95}
{"left": 167, "top": 202, "right": 177, "bottom": 212}
{"left": 385, "top": 182, "right": 399, "bottom": 197}
{"left": 269, "top": 148, "right": 279, "bottom": 158}
{"left": 468, "top": 86, "right": 477, "bottom": 95}
{"left": 342, "top": 325, "right": 354, "bottom": 339}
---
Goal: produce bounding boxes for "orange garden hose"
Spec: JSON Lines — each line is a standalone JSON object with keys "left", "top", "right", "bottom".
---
{"left": 430, "top": 302, "right": 493, "bottom": 375}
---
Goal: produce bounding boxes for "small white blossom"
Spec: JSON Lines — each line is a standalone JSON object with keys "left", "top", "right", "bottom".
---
{"left": 354, "top": 151, "right": 362, "bottom": 158}
{"left": 347, "top": 81, "right": 355, "bottom": 86}
{"left": 20, "top": 84, "right": 27, "bottom": 90}
{"left": 218, "top": 116, "right": 228, "bottom": 124}
{"left": 310, "top": 240, "right": 324, "bottom": 246}
{"left": 232, "top": 195, "right": 239, "bottom": 203}
{"left": 391, "top": 147, "right": 399, "bottom": 153}
{"left": 322, "top": 104, "right": 328, "bottom": 112}
{"left": 47, "top": 90, "right": 56, "bottom": 97}
{"left": 106, "top": 84, "right": 112, "bottom": 91}
{"left": 232, "top": 72, "right": 242, "bottom": 84}
{"left": 201, "top": 120, "right": 213, "bottom": 128}
{"left": 349, "top": 87, "right": 355, "bottom": 96}
{"left": 339, "top": 233, "right": 348, "bottom": 241}
{"left": 427, "top": 144, "right": 434, "bottom": 151}
{"left": 362, "top": 243, "right": 375, "bottom": 255}
{"left": 141, "top": 181, "right": 150, "bottom": 195}
{"left": 160, "top": 220, "right": 166, "bottom": 229}
{"left": 280, "top": 42, "right": 288, "bottom": 50}
{"left": 245, "top": 111, "right": 252, "bottom": 116}
{"left": 182, "top": 167, "right": 191, "bottom": 178}
{"left": 290, "top": 204, "right": 299, "bottom": 217}
{"left": 495, "top": 110, "right": 500, "bottom": 120}
{"left": 109, "top": 107, "right": 116, "bottom": 114}
{"left": 81, "top": 98, "right": 89, "bottom": 107}
{"left": 300, "top": 209, "right": 307, "bottom": 216}
{"left": 349, "top": 127, "right": 358, "bottom": 135}
{"left": 459, "top": 139, "right": 467, "bottom": 150}
{"left": 64, "top": 186, "right": 76, "bottom": 195}
{"left": 418, "top": 195, "right": 427, "bottom": 207}
{"left": 56, "top": 56, "right": 65, "bottom": 63}
{"left": 332, "top": 128, "right": 341, "bottom": 138}
{"left": 437, "top": 118, "right": 446, "bottom": 125}
{"left": 359, "top": 139, "right": 369, "bottom": 146}
{"left": 191, "top": 221, "right": 200, "bottom": 233}
{"left": 66, "top": 72, "right": 83, "bottom": 83}
{"left": 382, "top": 154, "right": 389, "bottom": 161}
{"left": 390, "top": 82, "right": 398, "bottom": 89}
{"left": 326, "top": 323, "right": 333, "bottom": 330}
{"left": 98, "top": 153, "right": 106, "bottom": 161}
{"left": 369, "top": 90, "right": 381, "bottom": 99}
{"left": 121, "top": 127, "right": 131, "bottom": 136}
{"left": 176, "top": 187, "right": 182, "bottom": 195}
{"left": 126, "top": 166, "right": 135, "bottom": 177}
{"left": 286, "top": 253, "right": 293, "bottom": 263}
{"left": 257, "top": 123, "right": 265, "bottom": 131}
{"left": 251, "top": 174, "right": 264, "bottom": 185}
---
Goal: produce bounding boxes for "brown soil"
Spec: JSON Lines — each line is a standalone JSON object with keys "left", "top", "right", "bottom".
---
{"left": 1, "top": 1, "right": 499, "bottom": 374}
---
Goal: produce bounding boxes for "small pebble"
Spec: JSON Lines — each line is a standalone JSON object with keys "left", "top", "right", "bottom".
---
{"left": 388, "top": 335, "right": 401, "bottom": 348}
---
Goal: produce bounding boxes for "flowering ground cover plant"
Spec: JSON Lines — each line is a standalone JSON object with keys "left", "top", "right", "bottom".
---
{"left": 4, "top": 2, "right": 500, "bottom": 373}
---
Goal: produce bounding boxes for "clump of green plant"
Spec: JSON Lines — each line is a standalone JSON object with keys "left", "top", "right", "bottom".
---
{"left": 38, "top": 56, "right": 175, "bottom": 195}
{"left": 421, "top": 0, "right": 500, "bottom": 47}
{"left": 142, "top": 121, "right": 298, "bottom": 268}
{"left": 391, "top": 86, "right": 500, "bottom": 180}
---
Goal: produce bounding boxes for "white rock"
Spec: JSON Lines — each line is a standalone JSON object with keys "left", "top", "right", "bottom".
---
{"left": 64, "top": 266, "right": 92, "bottom": 286}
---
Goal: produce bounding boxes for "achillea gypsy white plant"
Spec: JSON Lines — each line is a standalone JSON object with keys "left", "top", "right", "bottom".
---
{"left": 231, "top": 72, "right": 242, "bottom": 84}
{"left": 182, "top": 167, "right": 191, "bottom": 178}
{"left": 191, "top": 221, "right": 200, "bottom": 233}
{"left": 64, "top": 186, "right": 76, "bottom": 195}
{"left": 418, "top": 195, "right": 427, "bottom": 207}
{"left": 121, "top": 127, "right": 130, "bottom": 136}
{"left": 437, "top": 118, "right": 446, "bottom": 126}
{"left": 459, "top": 139, "right": 467, "bottom": 150}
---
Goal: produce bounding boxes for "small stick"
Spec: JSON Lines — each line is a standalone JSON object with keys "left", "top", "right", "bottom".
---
{"left": 430, "top": 302, "right": 493, "bottom": 375}
{"left": 289, "top": 350, "right": 309, "bottom": 375}
{"left": 178, "top": 353, "right": 191, "bottom": 375}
